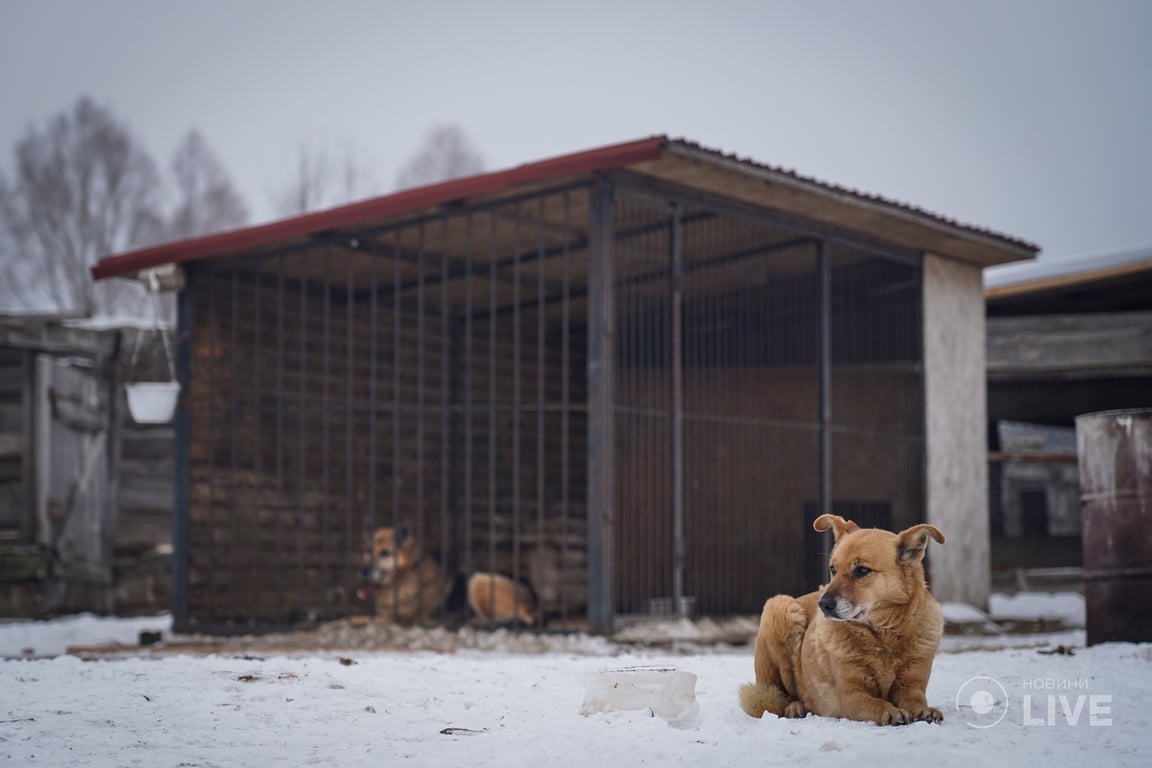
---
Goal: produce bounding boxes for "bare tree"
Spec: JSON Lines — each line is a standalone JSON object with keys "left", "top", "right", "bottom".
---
{"left": 272, "top": 142, "right": 379, "bottom": 216}
{"left": 162, "top": 130, "right": 249, "bottom": 242}
{"left": 394, "top": 125, "right": 485, "bottom": 190}
{"left": 0, "top": 100, "right": 251, "bottom": 318}
{"left": 125, "top": 130, "right": 250, "bottom": 321}
{"left": 0, "top": 97, "right": 161, "bottom": 316}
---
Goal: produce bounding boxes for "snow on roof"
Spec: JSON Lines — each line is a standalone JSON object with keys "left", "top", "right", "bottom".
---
{"left": 985, "top": 241, "right": 1152, "bottom": 298}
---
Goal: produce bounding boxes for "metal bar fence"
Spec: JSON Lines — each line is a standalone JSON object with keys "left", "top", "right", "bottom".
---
{"left": 174, "top": 181, "right": 921, "bottom": 634}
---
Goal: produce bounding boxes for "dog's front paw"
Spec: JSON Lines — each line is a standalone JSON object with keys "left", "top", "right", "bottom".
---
{"left": 876, "top": 703, "right": 912, "bottom": 726}
{"left": 783, "top": 701, "right": 808, "bottom": 718}
{"left": 910, "top": 706, "right": 943, "bottom": 724}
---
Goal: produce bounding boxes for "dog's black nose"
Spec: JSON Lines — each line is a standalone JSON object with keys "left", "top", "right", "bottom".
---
{"left": 818, "top": 593, "right": 837, "bottom": 615}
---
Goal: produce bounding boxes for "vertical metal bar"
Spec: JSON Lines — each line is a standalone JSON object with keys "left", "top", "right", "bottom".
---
{"left": 511, "top": 202, "right": 522, "bottom": 627}
{"left": 750, "top": 219, "right": 767, "bottom": 606}
{"left": 415, "top": 222, "right": 426, "bottom": 619}
{"left": 669, "top": 203, "right": 686, "bottom": 618}
{"left": 205, "top": 278, "right": 218, "bottom": 623}
{"left": 275, "top": 255, "right": 285, "bottom": 624}
{"left": 639, "top": 203, "right": 649, "bottom": 615}
{"left": 649, "top": 204, "right": 660, "bottom": 613}
{"left": 559, "top": 191, "right": 571, "bottom": 624}
{"left": 616, "top": 202, "right": 631, "bottom": 616}
{"left": 720, "top": 215, "right": 731, "bottom": 613}
{"left": 628, "top": 201, "right": 639, "bottom": 616}
{"left": 818, "top": 240, "right": 832, "bottom": 521}
{"left": 700, "top": 215, "right": 714, "bottom": 607}
{"left": 251, "top": 267, "right": 263, "bottom": 624}
{"left": 440, "top": 215, "right": 451, "bottom": 626}
{"left": 229, "top": 271, "right": 239, "bottom": 623}
{"left": 321, "top": 247, "right": 332, "bottom": 618}
{"left": 712, "top": 213, "right": 722, "bottom": 614}
{"left": 463, "top": 214, "right": 474, "bottom": 578}
{"left": 644, "top": 203, "right": 654, "bottom": 614}
{"left": 587, "top": 178, "right": 616, "bottom": 634}
{"left": 697, "top": 212, "right": 708, "bottom": 613}
{"left": 536, "top": 194, "right": 547, "bottom": 629}
{"left": 917, "top": 257, "right": 927, "bottom": 521}
{"left": 391, "top": 231, "right": 402, "bottom": 622}
{"left": 623, "top": 200, "right": 633, "bottom": 616}
{"left": 487, "top": 210, "right": 498, "bottom": 627}
{"left": 171, "top": 277, "right": 192, "bottom": 632}
{"left": 345, "top": 248, "right": 355, "bottom": 617}
{"left": 297, "top": 253, "right": 308, "bottom": 619}
{"left": 368, "top": 240, "right": 379, "bottom": 578}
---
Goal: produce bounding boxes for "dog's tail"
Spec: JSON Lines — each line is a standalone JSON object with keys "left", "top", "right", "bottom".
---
{"left": 738, "top": 682, "right": 792, "bottom": 719}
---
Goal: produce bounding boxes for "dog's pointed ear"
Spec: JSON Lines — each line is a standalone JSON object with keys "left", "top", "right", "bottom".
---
{"left": 813, "top": 514, "right": 859, "bottom": 542}
{"left": 897, "top": 524, "right": 945, "bottom": 563}
{"left": 395, "top": 522, "right": 411, "bottom": 546}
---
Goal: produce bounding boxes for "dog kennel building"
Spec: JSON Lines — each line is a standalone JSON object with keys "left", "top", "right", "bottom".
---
{"left": 93, "top": 137, "right": 1036, "bottom": 633}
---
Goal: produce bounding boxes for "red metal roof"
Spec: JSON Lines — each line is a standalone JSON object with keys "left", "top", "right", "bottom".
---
{"left": 91, "top": 135, "right": 1036, "bottom": 281}
{"left": 91, "top": 136, "right": 665, "bottom": 281}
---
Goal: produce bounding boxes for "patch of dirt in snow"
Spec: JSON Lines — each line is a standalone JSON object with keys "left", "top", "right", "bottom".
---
{"left": 67, "top": 619, "right": 624, "bottom": 659}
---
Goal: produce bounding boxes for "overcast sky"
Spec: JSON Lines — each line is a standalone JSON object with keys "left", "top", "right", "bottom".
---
{"left": 2, "top": 0, "right": 1149, "bottom": 263}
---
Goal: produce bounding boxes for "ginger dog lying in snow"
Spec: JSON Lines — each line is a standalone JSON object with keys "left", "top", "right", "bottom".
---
{"left": 739, "top": 514, "right": 946, "bottom": 725}
{"left": 365, "top": 525, "right": 537, "bottom": 627}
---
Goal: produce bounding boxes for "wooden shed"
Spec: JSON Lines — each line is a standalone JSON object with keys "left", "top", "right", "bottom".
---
{"left": 1, "top": 316, "right": 177, "bottom": 617}
{"left": 93, "top": 137, "right": 1037, "bottom": 633}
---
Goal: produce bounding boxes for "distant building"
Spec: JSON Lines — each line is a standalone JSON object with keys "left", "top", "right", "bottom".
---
{"left": 985, "top": 244, "right": 1152, "bottom": 582}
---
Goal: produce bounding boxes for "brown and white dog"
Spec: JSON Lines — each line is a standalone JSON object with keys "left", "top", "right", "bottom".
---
{"left": 739, "top": 514, "right": 947, "bottom": 725}
{"left": 364, "top": 525, "right": 537, "bottom": 627}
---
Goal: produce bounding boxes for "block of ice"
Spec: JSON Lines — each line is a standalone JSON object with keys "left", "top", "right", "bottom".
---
{"left": 578, "top": 665, "right": 699, "bottom": 726}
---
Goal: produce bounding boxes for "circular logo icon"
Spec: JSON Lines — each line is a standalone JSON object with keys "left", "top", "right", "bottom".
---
{"left": 956, "top": 675, "right": 1008, "bottom": 728}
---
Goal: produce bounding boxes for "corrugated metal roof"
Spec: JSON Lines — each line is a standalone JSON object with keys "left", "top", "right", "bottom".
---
{"left": 92, "top": 135, "right": 1037, "bottom": 281}
{"left": 664, "top": 138, "right": 1038, "bottom": 253}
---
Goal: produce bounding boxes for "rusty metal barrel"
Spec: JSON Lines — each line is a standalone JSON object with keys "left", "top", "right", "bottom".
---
{"left": 1075, "top": 408, "right": 1152, "bottom": 645}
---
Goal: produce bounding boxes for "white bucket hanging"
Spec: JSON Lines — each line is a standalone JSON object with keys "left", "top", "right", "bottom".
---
{"left": 125, "top": 380, "right": 181, "bottom": 423}
{"left": 125, "top": 269, "right": 180, "bottom": 424}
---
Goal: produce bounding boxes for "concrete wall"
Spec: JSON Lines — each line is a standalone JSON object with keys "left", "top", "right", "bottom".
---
{"left": 923, "top": 254, "right": 989, "bottom": 607}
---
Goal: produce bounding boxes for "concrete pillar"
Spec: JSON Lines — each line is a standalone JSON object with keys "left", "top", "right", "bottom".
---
{"left": 922, "top": 254, "right": 989, "bottom": 608}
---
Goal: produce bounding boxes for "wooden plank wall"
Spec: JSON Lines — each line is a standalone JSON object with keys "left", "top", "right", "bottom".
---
{"left": 116, "top": 419, "right": 174, "bottom": 554}
{"left": 0, "top": 347, "right": 30, "bottom": 539}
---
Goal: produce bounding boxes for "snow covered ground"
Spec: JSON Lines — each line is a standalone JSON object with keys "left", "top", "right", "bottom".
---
{"left": 0, "top": 613, "right": 171, "bottom": 659}
{"left": 989, "top": 591, "right": 1086, "bottom": 627}
{"left": 1, "top": 604, "right": 1147, "bottom": 768}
